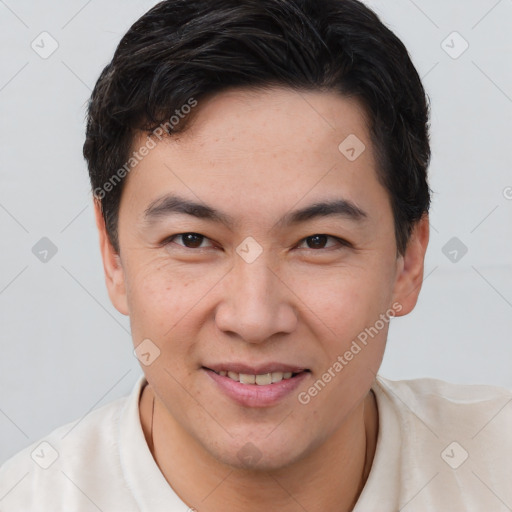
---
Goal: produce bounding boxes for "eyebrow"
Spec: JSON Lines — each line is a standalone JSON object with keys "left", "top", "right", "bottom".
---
{"left": 143, "top": 193, "right": 368, "bottom": 229}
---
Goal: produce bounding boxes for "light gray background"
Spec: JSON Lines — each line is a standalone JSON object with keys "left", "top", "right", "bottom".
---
{"left": 1, "top": 0, "right": 511, "bottom": 465}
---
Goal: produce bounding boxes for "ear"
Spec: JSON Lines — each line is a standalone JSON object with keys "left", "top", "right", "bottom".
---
{"left": 391, "top": 214, "right": 430, "bottom": 316}
{"left": 94, "top": 199, "right": 129, "bottom": 316}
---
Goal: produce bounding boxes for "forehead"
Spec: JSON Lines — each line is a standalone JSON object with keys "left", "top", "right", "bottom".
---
{"left": 172, "top": 86, "right": 371, "bottom": 159}
{"left": 120, "top": 87, "right": 389, "bottom": 228}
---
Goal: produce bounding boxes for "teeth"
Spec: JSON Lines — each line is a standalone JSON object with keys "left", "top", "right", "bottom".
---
{"left": 255, "top": 373, "right": 272, "bottom": 385}
{"left": 218, "top": 370, "right": 298, "bottom": 385}
{"left": 271, "top": 372, "right": 283, "bottom": 383}
{"left": 239, "top": 373, "right": 256, "bottom": 384}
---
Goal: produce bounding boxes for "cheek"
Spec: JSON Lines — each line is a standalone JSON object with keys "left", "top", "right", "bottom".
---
{"left": 126, "top": 267, "right": 201, "bottom": 387}
{"left": 295, "top": 265, "right": 376, "bottom": 327}
{"left": 292, "top": 262, "right": 394, "bottom": 361}
{"left": 123, "top": 258, "right": 192, "bottom": 339}
{"left": 123, "top": 255, "right": 227, "bottom": 347}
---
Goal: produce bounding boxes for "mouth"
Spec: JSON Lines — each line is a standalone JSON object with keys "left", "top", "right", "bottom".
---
{"left": 205, "top": 368, "right": 309, "bottom": 385}
{"left": 202, "top": 365, "right": 311, "bottom": 407}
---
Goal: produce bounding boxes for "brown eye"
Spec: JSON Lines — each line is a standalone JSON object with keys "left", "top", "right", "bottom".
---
{"left": 298, "top": 234, "right": 347, "bottom": 250}
{"left": 306, "top": 235, "right": 329, "bottom": 249}
{"left": 164, "top": 233, "right": 213, "bottom": 249}
{"left": 181, "top": 233, "right": 204, "bottom": 248}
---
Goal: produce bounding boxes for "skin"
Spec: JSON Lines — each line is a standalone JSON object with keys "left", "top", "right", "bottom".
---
{"left": 94, "top": 86, "right": 429, "bottom": 511}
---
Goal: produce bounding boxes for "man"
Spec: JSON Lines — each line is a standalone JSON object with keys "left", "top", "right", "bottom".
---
{"left": 1, "top": 0, "right": 511, "bottom": 510}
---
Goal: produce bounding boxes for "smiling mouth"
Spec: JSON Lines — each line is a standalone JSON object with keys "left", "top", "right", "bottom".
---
{"left": 203, "top": 368, "right": 310, "bottom": 385}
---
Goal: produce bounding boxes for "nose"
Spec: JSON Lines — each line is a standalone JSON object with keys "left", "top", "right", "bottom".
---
{"left": 214, "top": 252, "right": 298, "bottom": 344}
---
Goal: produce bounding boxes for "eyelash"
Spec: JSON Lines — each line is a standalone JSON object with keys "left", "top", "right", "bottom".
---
{"left": 161, "top": 233, "right": 352, "bottom": 252}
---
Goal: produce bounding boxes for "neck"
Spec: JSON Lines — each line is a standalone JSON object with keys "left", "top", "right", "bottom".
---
{"left": 139, "top": 384, "right": 378, "bottom": 512}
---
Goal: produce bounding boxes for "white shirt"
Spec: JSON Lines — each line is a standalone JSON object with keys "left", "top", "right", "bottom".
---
{"left": 1, "top": 373, "right": 511, "bottom": 511}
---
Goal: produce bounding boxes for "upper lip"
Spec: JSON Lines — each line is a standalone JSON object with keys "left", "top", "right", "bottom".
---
{"left": 203, "top": 363, "right": 309, "bottom": 375}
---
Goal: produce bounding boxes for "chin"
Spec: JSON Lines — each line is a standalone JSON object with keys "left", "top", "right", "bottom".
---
{"left": 202, "top": 433, "right": 313, "bottom": 473}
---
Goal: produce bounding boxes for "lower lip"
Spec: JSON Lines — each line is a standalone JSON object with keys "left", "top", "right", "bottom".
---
{"left": 203, "top": 368, "right": 310, "bottom": 408}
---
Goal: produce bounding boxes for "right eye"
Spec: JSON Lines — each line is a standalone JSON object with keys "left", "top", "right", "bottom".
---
{"left": 162, "top": 232, "right": 216, "bottom": 250}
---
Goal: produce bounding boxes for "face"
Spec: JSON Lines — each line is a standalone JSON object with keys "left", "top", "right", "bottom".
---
{"left": 96, "top": 87, "right": 428, "bottom": 471}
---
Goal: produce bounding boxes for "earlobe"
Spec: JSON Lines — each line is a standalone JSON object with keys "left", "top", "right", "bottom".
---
{"left": 93, "top": 199, "right": 129, "bottom": 316}
{"left": 391, "top": 214, "right": 430, "bottom": 316}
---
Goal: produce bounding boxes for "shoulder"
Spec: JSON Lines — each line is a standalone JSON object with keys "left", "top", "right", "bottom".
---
{"left": 374, "top": 374, "right": 512, "bottom": 432}
{"left": 371, "top": 374, "right": 512, "bottom": 508}
{"left": 0, "top": 377, "right": 145, "bottom": 511}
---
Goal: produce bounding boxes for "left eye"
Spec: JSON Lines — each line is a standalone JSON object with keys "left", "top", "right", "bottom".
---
{"left": 297, "top": 234, "right": 348, "bottom": 250}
